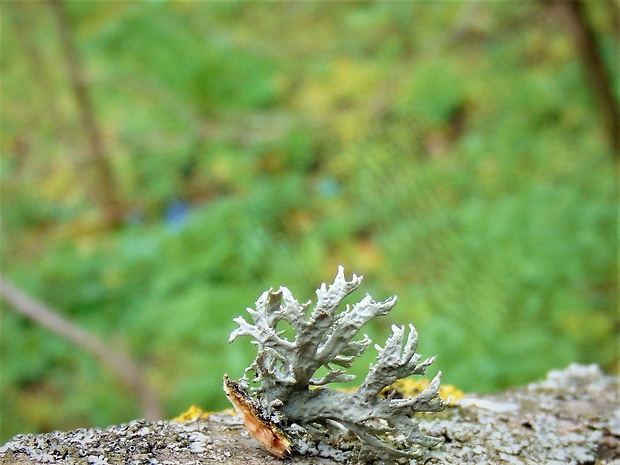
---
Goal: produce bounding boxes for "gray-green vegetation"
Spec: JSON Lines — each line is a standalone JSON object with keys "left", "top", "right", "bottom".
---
{"left": 1, "top": 1, "right": 617, "bottom": 443}
{"left": 227, "top": 267, "right": 446, "bottom": 461}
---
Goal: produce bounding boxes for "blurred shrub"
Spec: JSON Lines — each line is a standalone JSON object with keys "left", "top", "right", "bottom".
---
{"left": 1, "top": 0, "right": 616, "bottom": 442}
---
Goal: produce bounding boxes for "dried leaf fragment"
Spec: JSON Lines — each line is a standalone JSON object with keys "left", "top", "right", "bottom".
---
{"left": 223, "top": 375, "right": 291, "bottom": 458}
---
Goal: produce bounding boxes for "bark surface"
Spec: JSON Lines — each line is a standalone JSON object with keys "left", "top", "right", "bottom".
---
{"left": 1, "top": 364, "right": 618, "bottom": 465}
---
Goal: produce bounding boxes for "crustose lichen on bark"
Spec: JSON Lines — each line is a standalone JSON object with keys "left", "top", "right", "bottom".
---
{"left": 224, "top": 266, "right": 447, "bottom": 463}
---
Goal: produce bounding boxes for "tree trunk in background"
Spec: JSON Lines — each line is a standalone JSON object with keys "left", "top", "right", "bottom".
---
{"left": 554, "top": 0, "right": 619, "bottom": 157}
{"left": 49, "top": 0, "right": 125, "bottom": 226}
{"left": 11, "top": 3, "right": 71, "bottom": 147}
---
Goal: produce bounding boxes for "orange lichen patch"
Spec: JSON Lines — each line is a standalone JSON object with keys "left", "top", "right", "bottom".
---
{"left": 223, "top": 375, "right": 291, "bottom": 459}
{"left": 172, "top": 405, "right": 211, "bottom": 422}
{"left": 380, "top": 378, "right": 465, "bottom": 406}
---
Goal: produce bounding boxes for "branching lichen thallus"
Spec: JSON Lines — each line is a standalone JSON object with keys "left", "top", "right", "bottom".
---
{"left": 224, "top": 266, "right": 446, "bottom": 463}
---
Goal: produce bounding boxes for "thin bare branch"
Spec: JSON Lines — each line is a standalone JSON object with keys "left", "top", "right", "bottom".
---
{"left": 48, "top": 0, "right": 125, "bottom": 224}
{"left": 0, "top": 276, "right": 162, "bottom": 421}
{"left": 553, "top": 0, "right": 619, "bottom": 156}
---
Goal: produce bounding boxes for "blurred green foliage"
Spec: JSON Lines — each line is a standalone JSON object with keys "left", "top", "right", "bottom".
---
{"left": 0, "top": 1, "right": 617, "bottom": 443}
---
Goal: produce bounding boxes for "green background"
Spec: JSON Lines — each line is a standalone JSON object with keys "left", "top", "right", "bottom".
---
{"left": 1, "top": 1, "right": 617, "bottom": 442}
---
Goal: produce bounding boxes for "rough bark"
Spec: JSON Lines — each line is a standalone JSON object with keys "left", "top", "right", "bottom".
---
{"left": 1, "top": 364, "right": 618, "bottom": 465}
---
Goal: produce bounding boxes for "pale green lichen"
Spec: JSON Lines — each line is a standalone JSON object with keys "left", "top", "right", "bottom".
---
{"left": 225, "top": 266, "right": 447, "bottom": 463}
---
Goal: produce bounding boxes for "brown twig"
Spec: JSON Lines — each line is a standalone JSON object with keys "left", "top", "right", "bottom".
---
{"left": 0, "top": 276, "right": 162, "bottom": 421}
{"left": 48, "top": 0, "right": 125, "bottom": 225}
{"left": 553, "top": 0, "right": 619, "bottom": 156}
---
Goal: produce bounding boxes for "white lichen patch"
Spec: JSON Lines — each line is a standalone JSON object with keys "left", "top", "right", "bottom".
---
{"left": 0, "top": 419, "right": 219, "bottom": 465}
{"left": 424, "top": 364, "right": 620, "bottom": 464}
{"left": 458, "top": 398, "right": 519, "bottom": 413}
{"left": 225, "top": 266, "right": 447, "bottom": 463}
{"left": 0, "top": 365, "right": 617, "bottom": 465}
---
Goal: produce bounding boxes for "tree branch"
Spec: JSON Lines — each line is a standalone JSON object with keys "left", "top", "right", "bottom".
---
{"left": 0, "top": 276, "right": 162, "bottom": 421}
{"left": 553, "top": 0, "right": 619, "bottom": 156}
{"left": 48, "top": 0, "right": 125, "bottom": 225}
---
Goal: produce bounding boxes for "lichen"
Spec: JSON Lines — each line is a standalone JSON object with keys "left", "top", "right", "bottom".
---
{"left": 381, "top": 379, "right": 464, "bottom": 407}
{"left": 172, "top": 405, "right": 211, "bottom": 422}
{"left": 225, "top": 266, "right": 447, "bottom": 463}
{"left": 2, "top": 366, "right": 616, "bottom": 465}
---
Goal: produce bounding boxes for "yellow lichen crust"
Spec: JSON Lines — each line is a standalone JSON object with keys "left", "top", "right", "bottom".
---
{"left": 380, "top": 378, "right": 465, "bottom": 406}
{"left": 439, "top": 384, "right": 465, "bottom": 406}
{"left": 172, "top": 405, "right": 211, "bottom": 422}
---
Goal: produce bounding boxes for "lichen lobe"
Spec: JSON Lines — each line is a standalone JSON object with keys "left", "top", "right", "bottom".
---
{"left": 225, "top": 266, "right": 447, "bottom": 463}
